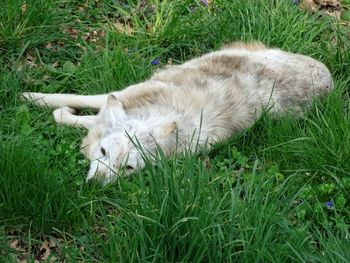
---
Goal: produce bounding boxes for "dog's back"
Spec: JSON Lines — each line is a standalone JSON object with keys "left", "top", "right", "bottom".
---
{"left": 142, "top": 42, "right": 332, "bottom": 141}
{"left": 151, "top": 42, "right": 332, "bottom": 113}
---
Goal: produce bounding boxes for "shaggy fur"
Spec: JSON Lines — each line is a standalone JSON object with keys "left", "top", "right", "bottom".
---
{"left": 22, "top": 42, "right": 333, "bottom": 183}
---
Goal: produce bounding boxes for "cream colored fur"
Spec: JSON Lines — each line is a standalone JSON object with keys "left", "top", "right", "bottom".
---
{"left": 22, "top": 42, "right": 333, "bottom": 184}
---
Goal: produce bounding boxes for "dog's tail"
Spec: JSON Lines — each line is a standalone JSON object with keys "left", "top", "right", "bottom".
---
{"left": 21, "top": 92, "right": 107, "bottom": 110}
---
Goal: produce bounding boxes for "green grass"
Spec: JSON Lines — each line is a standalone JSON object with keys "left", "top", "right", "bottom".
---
{"left": 0, "top": 0, "right": 350, "bottom": 262}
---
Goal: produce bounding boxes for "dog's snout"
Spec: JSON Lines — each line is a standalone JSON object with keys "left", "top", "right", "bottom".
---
{"left": 86, "top": 169, "right": 105, "bottom": 184}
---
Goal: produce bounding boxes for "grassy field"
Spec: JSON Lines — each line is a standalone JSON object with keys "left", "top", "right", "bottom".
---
{"left": 1, "top": 0, "right": 350, "bottom": 262}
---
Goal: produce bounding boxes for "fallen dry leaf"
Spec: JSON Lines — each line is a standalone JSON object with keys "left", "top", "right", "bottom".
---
{"left": 6, "top": 235, "right": 63, "bottom": 263}
{"left": 68, "top": 28, "right": 79, "bottom": 39}
{"left": 300, "top": 0, "right": 319, "bottom": 11}
{"left": 40, "top": 240, "right": 51, "bottom": 260}
{"left": 300, "top": 0, "right": 342, "bottom": 19}
{"left": 9, "top": 239, "right": 26, "bottom": 252}
{"left": 8, "top": 239, "right": 28, "bottom": 262}
{"left": 45, "top": 42, "right": 53, "bottom": 49}
{"left": 52, "top": 61, "right": 59, "bottom": 68}
{"left": 83, "top": 29, "right": 106, "bottom": 43}
{"left": 9, "top": 239, "right": 19, "bottom": 249}
{"left": 33, "top": 238, "right": 59, "bottom": 262}
{"left": 57, "top": 40, "right": 65, "bottom": 48}
{"left": 113, "top": 22, "right": 134, "bottom": 36}
{"left": 26, "top": 54, "right": 36, "bottom": 62}
{"left": 43, "top": 74, "right": 50, "bottom": 81}
{"left": 25, "top": 54, "right": 37, "bottom": 67}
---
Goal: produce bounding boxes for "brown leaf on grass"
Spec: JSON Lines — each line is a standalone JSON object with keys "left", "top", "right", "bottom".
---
{"left": 113, "top": 22, "right": 134, "bottom": 36}
{"left": 26, "top": 54, "right": 35, "bottom": 62}
{"left": 83, "top": 32, "right": 90, "bottom": 41}
{"left": 91, "top": 30, "right": 99, "bottom": 42}
{"left": 33, "top": 239, "right": 59, "bottom": 262}
{"left": 37, "top": 240, "right": 51, "bottom": 261}
{"left": 136, "top": 0, "right": 156, "bottom": 17}
{"left": 100, "top": 30, "right": 106, "bottom": 38}
{"left": 25, "top": 54, "right": 38, "bottom": 67}
{"left": 7, "top": 236, "right": 62, "bottom": 263}
{"left": 45, "top": 42, "right": 53, "bottom": 49}
{"left": 9, "top": 239, "right": 19, "bottom": 249}
{"left": 39, "top": 240, "right": 58, "bottom": 261}
{"left": 300, "top": 0, "right": 319, "bottom": 11}
{"left": 300, "top": 0, "right": 342, "bottom": 19}
{"left": 8, "top": 239, "right": 28, "bottom": 262}
{"left": 68, "top": 28, "right": 79, "bottom": 39}
{"left": 57, "top": 40, "right": 65, "bottom": 48}
{"left": 9, "top": 239, "right": 25, "bottom": 252}
{"left": 83, "top": 29, "right": 106, "bottom": 43}
{"left": 325, "top": 9, "right": 341, "bottom": 19}
{"left": 320, "top": 0, "right": 342, "bottom": 19}
{"left": 92, "top": 224, "right": 108, "bottom": 241}
{"left": 52, "top": 61, "right": 59, "bottom": 68}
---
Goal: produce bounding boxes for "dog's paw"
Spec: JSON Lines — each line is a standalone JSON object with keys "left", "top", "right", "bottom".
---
{"left": 53, "top": 107, "right": 77, "bottom": 124}
{"left": 20, "top": 92, "right": 35, "bottom": 101}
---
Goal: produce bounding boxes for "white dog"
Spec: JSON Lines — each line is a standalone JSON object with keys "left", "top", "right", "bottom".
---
{"left": 22, "top": 42, "right": 332, "bottom": 184}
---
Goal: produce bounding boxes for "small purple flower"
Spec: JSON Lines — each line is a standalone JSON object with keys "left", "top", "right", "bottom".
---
{"left": 151, "top": 58, "right": 161, "bottom": 65}
{"left": 325, "top": 201, "right": 334, "bottom": 209}
{"left": 201, "top": 0, "right": 209, "bottom": 7}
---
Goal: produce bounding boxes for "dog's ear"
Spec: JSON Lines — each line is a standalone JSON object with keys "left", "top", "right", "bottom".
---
{"left": 105, "top": 94, "right": 127, "bottom": 122}
{"left": 107, "top": 94, "right": 122, "bottom": 107}
{"left": 152, "top": 122, "right": 177, "bottom": 139}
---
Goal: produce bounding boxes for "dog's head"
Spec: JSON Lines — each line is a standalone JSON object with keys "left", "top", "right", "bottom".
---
{"left": 81, "top": 94, "right": 177, "bottom": 184}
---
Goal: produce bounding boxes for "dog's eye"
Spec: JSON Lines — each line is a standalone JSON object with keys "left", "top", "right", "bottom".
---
{"left": 100, "top": 147, "right": 106, "bottom": 156}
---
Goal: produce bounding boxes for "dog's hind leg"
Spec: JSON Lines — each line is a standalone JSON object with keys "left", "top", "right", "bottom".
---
{"left": 53, "top": 107, "right": 97, "bottom": 128}
{"left": 21, "top": 92, "right": 108, "bottom": 110}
